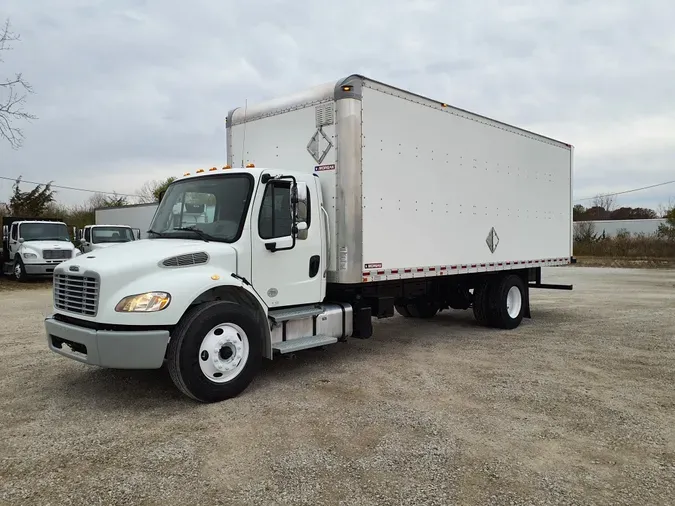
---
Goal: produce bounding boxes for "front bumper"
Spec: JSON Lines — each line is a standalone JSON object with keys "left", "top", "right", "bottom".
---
{"left": 25, "top": 262, "right": 63, "bottom": 275}
{"left": 45, "top": 316, "right": 170, "bottom": 369}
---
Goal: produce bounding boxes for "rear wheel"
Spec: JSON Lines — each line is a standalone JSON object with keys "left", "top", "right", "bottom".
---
{"left": 486, "top": 274, "right": 526, "bottom": 329}
{"left": 472, "top": 281, "right": 492, "bottom": 326}
{"left": 407, "top": 297, "right": 440, "bottom": 319}
{"left": 395, "top": 303, "right": 412, "bottom": 317}
{"left": 167, "top": 301, "right": 263, "bottom": 403}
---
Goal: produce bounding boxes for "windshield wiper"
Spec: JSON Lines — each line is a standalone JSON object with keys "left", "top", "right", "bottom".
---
{"left": 147, "top": 229, "right": 168, "bottom": 238}
{"left": 172, "top": 226, "right": 215, "bottom": 242}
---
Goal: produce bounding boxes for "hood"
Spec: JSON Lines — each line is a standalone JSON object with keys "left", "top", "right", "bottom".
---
{"left": 89, "top": 242, "right": 127, "bottom": 250}
{"left": 56, "top": 238, "right": 237, "bottom": 279}
{"left": 22, "top": 240, "right": 75, "bottom": 252}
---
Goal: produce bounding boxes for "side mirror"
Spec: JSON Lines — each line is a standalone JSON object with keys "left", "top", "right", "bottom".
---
{"left": 291, "top": 182, "right": 310, "bottom": 240}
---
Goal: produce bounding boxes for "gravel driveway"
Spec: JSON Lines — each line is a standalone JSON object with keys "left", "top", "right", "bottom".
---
{"left": 1, "top": 267, "right": 674, "bottom": 505}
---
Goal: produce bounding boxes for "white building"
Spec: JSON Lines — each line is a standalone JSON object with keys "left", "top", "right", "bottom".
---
{"left": 582, "top": 218, "right": 666, "bottom": 237}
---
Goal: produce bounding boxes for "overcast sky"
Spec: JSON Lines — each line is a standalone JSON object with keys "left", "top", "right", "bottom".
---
{"left": 1, "top": 0, "right": 674, "bottom": 211}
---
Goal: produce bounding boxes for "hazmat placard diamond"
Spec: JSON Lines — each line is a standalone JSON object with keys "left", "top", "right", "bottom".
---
{"left": 306, "top": 128, "right": 333, "bottom": 164}
{"left": 486, "top": 227, "right": 499, "bottom": 253}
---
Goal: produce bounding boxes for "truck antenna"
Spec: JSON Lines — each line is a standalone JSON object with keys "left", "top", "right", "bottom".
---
{"left": 240, "top": 99, "right": 248, "bottom": 168}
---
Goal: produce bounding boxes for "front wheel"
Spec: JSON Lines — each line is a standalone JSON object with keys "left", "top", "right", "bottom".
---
{"left": 14, "top": 257, "right": 27, "bottom": 282}
{"left": 167, "top": 301, "right": 263, "bottom": 403}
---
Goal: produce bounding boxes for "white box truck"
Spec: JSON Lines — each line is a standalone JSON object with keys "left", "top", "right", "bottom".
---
{"left": 95, "top": 203, "right": 159, "bottom": 239}
{"left": 44, "top": 74, "right": 574, "bottom": 403}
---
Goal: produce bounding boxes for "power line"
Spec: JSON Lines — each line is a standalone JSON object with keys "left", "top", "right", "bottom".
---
{"left": 574, "top": 179, "right": 675, "bottom": 203}
{"left": 0, "top": 175, "right": 138, "bottom": 198}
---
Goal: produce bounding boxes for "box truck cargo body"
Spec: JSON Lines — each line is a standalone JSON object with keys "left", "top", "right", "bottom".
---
{"left": 44, "top": 74, "right": 574, "bottom": 403}
{"left": 227, "top": 75, "right": 573, "bottom": 284}
{"left": 95, "top": 203, "right": 159, "bottom": 239}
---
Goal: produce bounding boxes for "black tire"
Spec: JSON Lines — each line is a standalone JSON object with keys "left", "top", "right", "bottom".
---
{"left": 472, "top": 281, "right": 492, "bottom": 326}
{"left": 486, "top": 274, "right": 526, "bottom": 330}
{"left": 167, "top": 300, "right": 263, "bottom": 403}
{"left": 395, "top": 303, "right": 412, "bottom": 317}
{"left": 14, "top": 256, "right": 27, "bottom": 282}
{"left": 407, "top": 297, "right": 440, "bottom": 319}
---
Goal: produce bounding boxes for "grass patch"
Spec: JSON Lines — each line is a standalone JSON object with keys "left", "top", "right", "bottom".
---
{"left": 574, "top": 235, "right": 675, "bottom": 259}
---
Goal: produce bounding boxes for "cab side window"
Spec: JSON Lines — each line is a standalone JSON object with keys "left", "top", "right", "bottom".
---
{"left": 259, "top": 181, "right": 292, "bottom": 239}
{"left": 11, "top": 224, "right": 17, "bottom": 240}
{"left": 84, "top": 228, "right": 91, "bottom": 242}
{"left": 259, "top": 181, "right": 313, "bottom": 240}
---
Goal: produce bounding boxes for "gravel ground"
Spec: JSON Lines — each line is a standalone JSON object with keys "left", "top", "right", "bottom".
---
{"left": 1, "top": 267, "right": 674, "bottom": 506}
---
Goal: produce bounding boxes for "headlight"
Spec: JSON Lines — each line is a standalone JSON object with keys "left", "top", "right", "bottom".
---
{"left": 23, "top": 252, "right": 37, "bottom": 259}
{"left": 115, "top": 292, "right": 171, "bottom": 312}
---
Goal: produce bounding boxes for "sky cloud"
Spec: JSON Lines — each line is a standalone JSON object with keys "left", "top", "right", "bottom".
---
{"left": 1, "top": 0, "right": 674, "bottom": 210}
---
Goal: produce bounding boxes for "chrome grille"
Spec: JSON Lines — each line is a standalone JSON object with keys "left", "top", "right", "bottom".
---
{"left": 162, "top": 252, "right": 209, "bottom": 267}
{"left": 44, "top": 250, "right": 71, "bottom": 260}
{"left": 54, "top": 274, "right": 99, "bottom": 316}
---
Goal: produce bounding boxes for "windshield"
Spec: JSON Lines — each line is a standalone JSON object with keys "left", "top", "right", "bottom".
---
{"left": 148, "top": 173, "right": 254, "bottom": 242}
{"left": 92, "top": 226, "right": 135, "bottom": 244}
{"left": 20, "top": 223, "right": 70, "bottom": 242}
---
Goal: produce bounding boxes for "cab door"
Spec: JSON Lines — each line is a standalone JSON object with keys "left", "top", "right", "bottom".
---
{"left": 250, "top": 176, "right": 323, "bottom": 308}
{"left": 8, "top": 223, "right": 19, "bottom": 257}
{"left": 82, "top": 227, "right": 92, "bottom": 252}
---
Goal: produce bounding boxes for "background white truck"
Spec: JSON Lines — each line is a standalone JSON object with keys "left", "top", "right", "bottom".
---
{"left": 2, "top": 217, "right": 80, "bottom": 281}
{"left": 44, "top": 74, "right": 574, "bottom": 403}
{"left": 75, "top": 224, "right": 140, "bottom": 253}
{"left": 95, "top": 203, "right": 158, "bottom": 239}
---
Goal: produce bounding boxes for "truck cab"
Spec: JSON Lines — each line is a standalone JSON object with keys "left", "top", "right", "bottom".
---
{"left": 45, "top": 166, "right": 328, "bottom": 402}
{"left": 77, "top": 224, "right": 140, "bottom": 253}
{"left": 2, "top": 218, "right": 80, "bottom": 281}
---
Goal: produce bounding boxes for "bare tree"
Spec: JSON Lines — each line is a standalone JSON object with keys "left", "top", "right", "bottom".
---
{"left": 137, "top": 177, "right": 176, "bottom": 203}
{"left": 656, "top": 198, "right": 674, "bottom": 219}
{"left": 592, "top": 193, "right": 617, "bottom": 213}
{"left": 573, "top": 221, "right": 597, "bottom": 243}
{"left": 0, "top": 18, "right": 37, "bottom": 149}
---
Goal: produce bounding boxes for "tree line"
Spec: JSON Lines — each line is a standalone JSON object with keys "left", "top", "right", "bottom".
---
{"left": 0, "top": 176, "right": 175, "bottom": 231}
{"left": 573, "top": 193, "right": 670, "bottom": 222}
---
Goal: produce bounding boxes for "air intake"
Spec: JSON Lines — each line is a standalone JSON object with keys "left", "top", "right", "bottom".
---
{"left": 161, "top": 252, "right": 209, "bottom": 267}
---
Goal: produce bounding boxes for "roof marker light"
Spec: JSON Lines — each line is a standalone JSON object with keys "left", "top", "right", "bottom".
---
{"left": 196, "top": 169, "right": 205, "bottom": 173}
{"left": 209, "top": 167, "right": 218, "bottom": 171}
{"left": 223, "top": 165, "right": 231, "bottom": 170}
{"left": 245, "top": 163, "right": 255, "bottom": 168}
{"left": 184, "top": 172, "right": 190, "bottom": 176}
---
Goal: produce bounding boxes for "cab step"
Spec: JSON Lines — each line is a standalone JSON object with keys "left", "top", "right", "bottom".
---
{"left": 273, "top": 335, "right": 338, "bottom": 354}
{"left": 268, "top": 305, "right": 324, "bottom": 323}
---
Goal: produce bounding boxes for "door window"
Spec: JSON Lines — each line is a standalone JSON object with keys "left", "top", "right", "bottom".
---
{"left": 258, "top": 182, "right": 312, "bottom": 240}
{"left": 84, "top": 228, "right": 91, "bottom": 242}
{"left": 259, "top": 182, "right": 293, "bottom": 240}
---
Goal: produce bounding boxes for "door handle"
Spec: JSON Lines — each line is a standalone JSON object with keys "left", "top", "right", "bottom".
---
{"left": 309, "top": 255, "right": 320, "bottom": 278}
